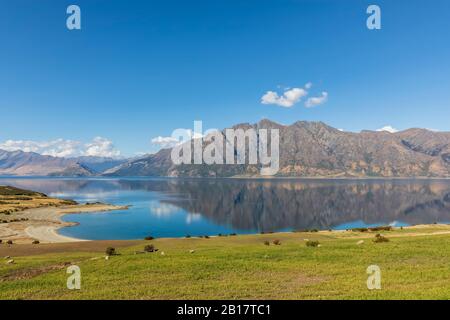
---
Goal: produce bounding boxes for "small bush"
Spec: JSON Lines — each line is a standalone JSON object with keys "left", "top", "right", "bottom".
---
{"left": 369, "top": 226, "right": 392, "bottom": 232}
{"left": 351, "top": 227, "right": 369, "bottom": 232}
{"left": 32, "top": 240, "right": 40, "bottom": 245}
{"left": 373, "top": 234, "right": 389, "bottom": 243}
{"left": 306, "top": 240, "right": 320, "bottom": 247}
{"left": 105, "top": 247, "right": 116, "bottom": 256}
{"left": 6, "top": 240, "right": 13, "bottom": 245}
{"left": 263, "top": 241, "right": 270, "bottom": 246}
{"left": 0, "top": 239, "right": 2, "bottom": 244}
{"left": 295, "top": 229, "right": 319, "bottom": 233}
{"left": 144, "top": 236, "right": 154, "bottom": 240}
{"left": 273, "top": 239, "right": 281, "bottom": 245}
{"left": 229, "top": 233, "right": 237, "bottom": 236}
{"left": 204, "top": 235, "right": 210, "bottom": 239}
{"left": 185, "top": 235, "right": 191, "bottom": 238}
{"left": 144, "top": 244, "right": 156, "bottom": 252}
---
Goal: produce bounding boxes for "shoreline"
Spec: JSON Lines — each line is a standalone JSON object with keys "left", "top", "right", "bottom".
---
{"left": 3, "top": 175, "right": 450, "bottom": 180}
{"left": 1, "top": 200, "right": 449, "bottom": 244}
{"left": 0, "top": 203, "right": 129, "bottom": 244}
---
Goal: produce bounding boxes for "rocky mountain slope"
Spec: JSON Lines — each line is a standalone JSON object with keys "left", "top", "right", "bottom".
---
{"left": 106, "top": 120, "right": 450, "bottom": 178}
{"left": 0, "top": 150, "right": 127, "bottom": 176}
{"left": 70, "top": 156, "right": 127, "bottom": 173}
{"left": 0, "top": 150, "right": 91, "bottom": 176}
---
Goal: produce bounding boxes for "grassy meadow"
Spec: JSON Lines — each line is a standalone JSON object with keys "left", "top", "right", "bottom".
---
{"left": 2, "top": 225, "right": 450, "bottom": 300}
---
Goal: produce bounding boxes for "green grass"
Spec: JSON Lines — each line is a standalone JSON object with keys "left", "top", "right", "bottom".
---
{"left": 2, "top": 227, "right": 450, "bottom": 299}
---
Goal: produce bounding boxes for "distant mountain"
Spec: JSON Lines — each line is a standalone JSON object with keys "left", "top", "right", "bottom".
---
{"left": 0, "top": 150, "right": 89, "bottom": 176}
{"left": 106, "top": 120, "right": 450, "bottom": 178}
{"left": 47, "top": 163, "right": 95, "bottom": 177}
{"left": 0, "top": 150, "right": 130, "bottom": 176}
{"left": 69, "top": 156, "right": 127, "bottom": 173}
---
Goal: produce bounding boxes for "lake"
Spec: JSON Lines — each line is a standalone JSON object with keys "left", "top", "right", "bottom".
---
{"left": 1, "top": 177, "right": 450, "bottom": 240}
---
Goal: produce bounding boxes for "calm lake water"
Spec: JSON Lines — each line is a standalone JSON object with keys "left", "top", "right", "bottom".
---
{"left": 2, "top": 177, "right": 450, "bottom": 240}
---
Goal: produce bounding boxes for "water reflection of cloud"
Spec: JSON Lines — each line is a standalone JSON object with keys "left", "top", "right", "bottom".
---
{"left": 186, "top": 213, "right": 202, "bottom": 224}
{"left": 149, "top": 201, "right": 180, "bottom": 217}
{"left": 49, "top": 191, "right": 120, "bottom": 202}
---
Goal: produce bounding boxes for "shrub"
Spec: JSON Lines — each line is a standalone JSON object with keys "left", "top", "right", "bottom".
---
{"left": 369, "top": 226, "right": 392, "bottom": 232}
{"left": 32, "top": 240, "right": 40, "bottom": 245}
{"left": 204, "top": 235, "right": 210, "bottom": 239}
{"left": 373, "top": 234, "right": 389, "bottom": 243}
{"left": 306, "top": 240, "right": 320, "bottom": 247}
{"left": 185, "top": 235, "right": 191, "bottom": 238}
{"left": 229, "top": 233, "right": 237, "bottom": 236}
{"left": 105, "top": 247, "right": 116, "bottom": 256}
{"left": 351, "top": 227, "right": 369, "bottom": 232}
{"left": 144, "top": 244, "right": 156, "bottom": 252}
{"left": 273, "top": 239, "right": 281, "bottom": 245}
{"left": 144, "top": 236, "right": 154, "bottom": 240}
{"left": 295, "top": 229, "right": 319, "bottom": 233}
{"left": 263, "top": 241, "right": 270, "bottom": 246}
{"left": 6, "top": 240, "right": 13, "bottom": 245}
{"left": 61, "top": 200, "right": 77, "bottom": 205}
{"left": 0, "top": 239, "right": 2, "bottom": 244}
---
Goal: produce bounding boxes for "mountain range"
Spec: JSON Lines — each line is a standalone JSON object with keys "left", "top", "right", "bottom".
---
{"left": 0, "top": 150, "right": 127, "bottom": 176}
{"left": 106, "top": 120, "right": 450, "bottom": 178}
{"left": 3, "top": 120, "right": 450, "bottom": 178}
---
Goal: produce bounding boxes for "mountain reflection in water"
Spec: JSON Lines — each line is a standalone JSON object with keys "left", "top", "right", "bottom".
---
{"left": 1, "top": 177, "right": 450, "bottom": 239}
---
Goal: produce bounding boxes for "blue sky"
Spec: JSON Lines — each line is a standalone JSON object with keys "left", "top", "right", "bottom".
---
{"left": 1, "top": 0, "right": 450, "bottom": 157}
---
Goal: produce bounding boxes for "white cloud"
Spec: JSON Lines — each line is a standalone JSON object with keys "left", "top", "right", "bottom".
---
{"left": 261, "top": 86, "right": 309, "bottom": 108}
{"left": 151, "top": 136, "right": 180, "bottom": 148}
{"left": 151, "top": 128, "right": 214, "bottom": 148}
{"left": 376, "top": 125, "right": 399, "bottom": 133}
{"left": 305, "top": 91, "right": 328, "bottom": 108}
{"left": 0, "top": 137, "right": 121, "bottom": 158}
{"left": 0, "top": 139, "right": 81, "bottom": 157}
{"left": 84, "top": 137, "right": 121, "bottom": 157}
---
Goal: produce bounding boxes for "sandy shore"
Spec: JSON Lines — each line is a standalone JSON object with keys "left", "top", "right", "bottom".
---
{"left": 0, "top": 204, "right": 129, "bottom": 244}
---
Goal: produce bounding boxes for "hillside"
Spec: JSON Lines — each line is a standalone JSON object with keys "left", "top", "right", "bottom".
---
{"left": 0, "top": 185, "right": 76, "bottom": 215}
{"left": 2, "top": 225, "right": 450, "bottom": 299}
{"left": 0, "top": 151, "right": 124, "bottom": 176}
{"left": 106, "top": 120, "right": 450, "bottom": 178}
{"left": 0, "top": 150, "right": 89, "bottom": 176}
